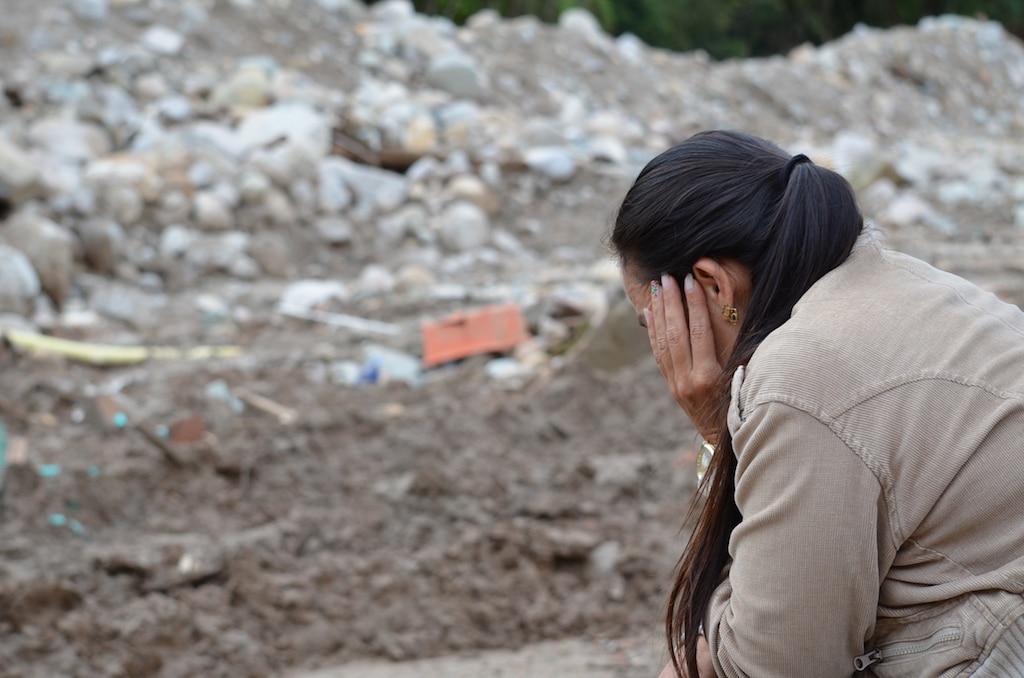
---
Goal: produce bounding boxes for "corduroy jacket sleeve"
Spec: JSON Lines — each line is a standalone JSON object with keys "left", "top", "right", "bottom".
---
{"left": 704, "top": 400, "right": 884, "bottom": 678}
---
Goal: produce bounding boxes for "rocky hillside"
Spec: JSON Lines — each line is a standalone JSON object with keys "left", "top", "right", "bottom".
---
{"left": 2, "top": 1, "right": 1024, "bottom": 332}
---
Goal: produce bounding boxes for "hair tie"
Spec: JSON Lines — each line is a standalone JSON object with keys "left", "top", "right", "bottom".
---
{"left": 780, "top": 153, "right": 812, "bottom": 185}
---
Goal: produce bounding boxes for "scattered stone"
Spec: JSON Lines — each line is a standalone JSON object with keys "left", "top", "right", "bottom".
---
{"left": 318, "top": 159, "right": 354, "bottom": 214}
{"left": 524, "top": 147, "right": 577, "bottom": 182}
{"left": 159, "top": 224, "right": 194, "bottom": 260}
{"left": 236, "top": 103, "right": 332, "bottom": 156}
{"left": 438, "top": 200, "right": 490, "bottom": 252}
{"left": 376, "top": 203, "right": 428, "bottom": 247}
{"left": 447, "top": 175, "right": 500, "bottom": 216}
{"left": 248, "top": 232, "right": 293, "bottom": 277}
{"left": 3, "top": 212, "right": 75, "bottom": 306}
{"left": 28, "top": 116, "right": 111, "bottom": 162}
{"left": 102, "top": 185, "right": 145, "bottom": 225}
{"left": 69, "top": 0, "right": 109, "bottom": 23}
{"left": 314, "top": 216, "right": 354, "bottom": 246}
{"left": 140, "top": 26, "right": 185, "bottom": 56}
{"left": 0, "top": 244, "right": 41, "bottom": 314}
{"left": 211, "top": 64, "right": 274, "bottom": 109}
{"left": 78, "top": 218, "right": 125, "bottom": 274}
{"left": 185, "top": 232, "right": 253, "bottom": 277}
{"left": 193, "top": 191, "right": 235, "bottom": 231}
{"left": 425, "top": 53, "right": 486, "bottom": 99}
{"left": 0, "top": 138, "right": 45, "bottom": 205}
{"left": 328, "top": 158, "right": 408, "bottom": 217}
{"left": 588, "top": 540, "right": 622, "bottom": 575}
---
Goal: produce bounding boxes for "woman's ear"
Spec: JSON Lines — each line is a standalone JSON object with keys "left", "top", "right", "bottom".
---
{"left": 691, "top": 257, "right": 734, "bottom": 306}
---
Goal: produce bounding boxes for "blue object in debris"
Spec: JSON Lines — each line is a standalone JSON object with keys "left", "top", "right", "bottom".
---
{"left": 36, "top": 464, "right": 62, "bottom": 478}
{"left": 48, "top": 513, "right": 68, "bottom": 527}
{"left": 112, "top": 412, "right": 128, "bottom": 429}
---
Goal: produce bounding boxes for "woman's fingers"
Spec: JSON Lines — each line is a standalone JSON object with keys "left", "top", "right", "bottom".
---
{"left": 681, "top": 274, "right": 719, "bottom": 382}
{"left": 660, "top": 274, "right": 691, "bottom": 374}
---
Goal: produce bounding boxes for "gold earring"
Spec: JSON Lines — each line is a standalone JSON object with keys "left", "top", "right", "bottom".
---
{"left": 722, "top": 305, "right": 738, "bottom": 324}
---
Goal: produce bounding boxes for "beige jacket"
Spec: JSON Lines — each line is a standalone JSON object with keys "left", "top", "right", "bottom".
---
{"left": 704, "top": 238, "right": 1024, "bottom": 677}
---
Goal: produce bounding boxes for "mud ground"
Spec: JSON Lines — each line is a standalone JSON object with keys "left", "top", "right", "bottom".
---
{"left": 0, "top": 270, "right": 701, "bottom": 678}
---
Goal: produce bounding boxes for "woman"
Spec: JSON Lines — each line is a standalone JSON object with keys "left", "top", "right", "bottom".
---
{"left": 612, "top": 130, "right": 1024, "bottom": 677}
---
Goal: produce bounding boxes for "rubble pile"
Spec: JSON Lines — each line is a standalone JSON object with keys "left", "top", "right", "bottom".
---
{"left": 1, "top": 1, "right": 1023, "bottom": 366}
{"left": 2, "top": 0, "right": 1024, "bottom": 675}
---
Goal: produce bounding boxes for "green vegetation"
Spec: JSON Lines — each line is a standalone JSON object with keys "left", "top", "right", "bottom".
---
{"left": 383, "top": 0, "right": 1024, "bottom": 58}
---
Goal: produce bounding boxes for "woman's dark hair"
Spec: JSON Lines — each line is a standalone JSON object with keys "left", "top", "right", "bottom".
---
{"left": 611, "top": 130, "right": 863, "bottom": 678}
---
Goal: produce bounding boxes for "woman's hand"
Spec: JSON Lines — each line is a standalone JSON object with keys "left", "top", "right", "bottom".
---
{"left": 656, "top": 634, "right": 717, "bottom": 677}
{"left": 646, "top": 274, "right": 724, "bottom": 440}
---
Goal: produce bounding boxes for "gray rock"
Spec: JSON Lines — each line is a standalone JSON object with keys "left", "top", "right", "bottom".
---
{"left": 588, "top": 540, "right": 621, "bottom": 575}
{"left": 558, "top": 8, "right": 607, "bottom": 44}
{"left": 325, "top": 157, "right": 408, "bottom": 217}
{"left": 187, "top": 162, "right": 219, "bottom": 190}
{"left": 69, "top": 0, "right": 109, "bottom": 23}
{"left": 177, "top": 122, "right": 247, "bottom": 159}
{"left": 0, "top": 244, "right": 41, "bottom": 314}
{"left": 316, "top": 0, "right": 367, "bottom": 16}
{"left": 447, "top": 174, "right": 500, "bottom": 215}
{"left": 588, "top": 136, "right": 628, "bottom": 165}
{"left": 102, "top": 185, "right": 145, "bottom": 226}
{"left": 376, "top": 203, "right": 428, "bottom": 246}
{"left": 425, "top": 54, "right": 486, "bottom": 99}
{"left": 76, "top": 84, "right": 142, "bottom": 149}
{"left": 239, "top": 171, "right": 272, "bottom": 205}
{"left": 524, "top": 147, "right": 577, "bottom": 182}
{"left": 157, "top": 96, "right": 193, "bottom": 122}
{"left": 250, "top": 142, "right": 320, "bottom": 186}
{"left": 153, "top": 190, "right": 191, "bottom": 227}
{"left": 92, "top": 283, "right": 165, "bottom": 326}
{"left": 262, "top": 190, "right": 297, "bottom": 226}
{"left": 438, "top": 200, "right": 490, "bottom": 252}
{"left": 141, "top": 26, "right": 185, "bottom": 56}
{"left": 28, "top": 117, "right": 111, "bottom": 162}
{"left": 314, "top": 217, "right": 354, "bottom": 245}
{"left": 248, "top": 231, "right": 292, "bottom": 277}
{"left": 159, "top": 224, "right": 194, "bottom": 259}
{"left": 3, "top": 213, "right": 75, "bottom": 306}
{"left": 186, "top": 232, "right": 252, "bottom": 276}
{"left": 289, "top": 179, "right": 318, "bottom": 216}
{"left": 211, "top": 65, "right": 273, "bottom": 109}
{"left": 317, "top": 158, "right": 354, "bottom": 214}
{"left": 0, "top": 138, "right": 44, "bottom": 205}
{"left": 236, "top": 103, "right": 332, "bottom": 156}
{"left": 193, "top": 191, "right": 235, "bottom": 231}
{"left": 78, "top": 218, "right": 125, "bottom": 274}
{"left": 371, "top": 0, "right": 415, "bottom": 23}
{"left": 85, "top": 157, "right": 163, "bottom": 203}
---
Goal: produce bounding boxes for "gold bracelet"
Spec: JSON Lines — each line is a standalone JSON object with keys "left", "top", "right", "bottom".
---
{"left": 696, "top": 440, "right": 716, "bottom": 483}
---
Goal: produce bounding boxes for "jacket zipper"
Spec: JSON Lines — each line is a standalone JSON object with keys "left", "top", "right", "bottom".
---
{"left": 854, "top": 627, "right": 963, "bottom": 671}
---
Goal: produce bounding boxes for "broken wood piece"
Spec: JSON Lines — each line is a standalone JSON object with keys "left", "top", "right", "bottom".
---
{"left": 234, "top": 388, "right": 298, "bottom": 426}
